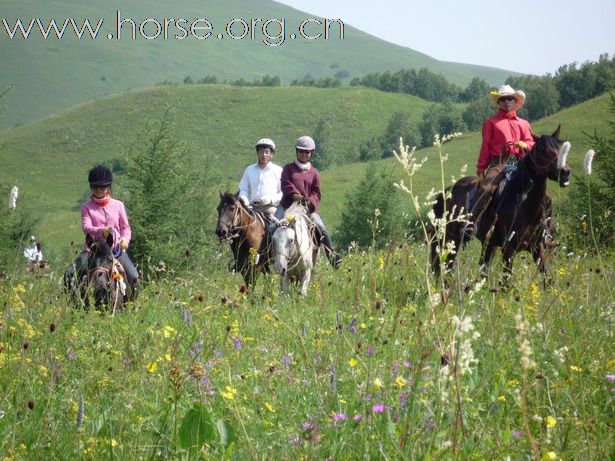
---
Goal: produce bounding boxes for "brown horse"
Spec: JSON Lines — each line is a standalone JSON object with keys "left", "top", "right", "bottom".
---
{"left": 215, "top": 192, "right": 268, "bottom": 289}
{"left": 431, "top": 127, "right": 571, "bottom": 282}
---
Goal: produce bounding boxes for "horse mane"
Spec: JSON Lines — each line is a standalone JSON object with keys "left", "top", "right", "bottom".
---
{"left": 220, "top": 191, "right": 255, "bottom": 217}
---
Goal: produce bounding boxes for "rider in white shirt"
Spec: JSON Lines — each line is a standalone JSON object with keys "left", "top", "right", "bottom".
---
{"left": 238, "top": 138, "right": 282, "bottom": 220}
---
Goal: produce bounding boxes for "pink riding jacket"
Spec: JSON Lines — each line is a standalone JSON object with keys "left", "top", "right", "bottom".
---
{"left": 81, "top": 197, "right": 131, "bottom": 251}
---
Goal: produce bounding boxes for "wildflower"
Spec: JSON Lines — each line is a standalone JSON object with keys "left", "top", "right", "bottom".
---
{"left": 264, "top": 402, "right": 276, "bottom": 413}
{"left": 221, "top": 386, "right": 237, "bottom": 400}
{"left": 497, "top": 395, "right": 506, "bottom": 402}
{"left": 372, "top": 377, "right": 384, "bottom": 389}
{"left": 162, "top": 326, "right": 176, "bottom": 338}
{"left": 146, "top": 362, "right": 158, "bottom": 373}
{"left": 332, "top": 412, "right": 347, "bottom": 422}
{"left": 606, "top": 374, "right": 615, "bottom": 382}
{"left": 394, "top": 376, "right": 409, "bottom": 388}
{"left": 371, "top": 404, "right": 388, "bottom": 413}
{"left": 543, "top": 451, "right": 558, "bottom": 460}
{"left": 377, "top": 257, "right": 384, "bottom": 270}
{"left": 348, "top": 358, "right": 358, "bottom": 368}
{"left": 583, "top": 149, "right": 595, "bottom": 175}
{"left": 570, "top": 365, "right": 583, "bottom": 373}
{"left": 546, "top": 415, "right": 557, "bottom": 428}
{"left": 232, "top": 337, "right": 242, "bottom": 351}
{"left": 353, "top": 414, "right": 363, "bottom": 422}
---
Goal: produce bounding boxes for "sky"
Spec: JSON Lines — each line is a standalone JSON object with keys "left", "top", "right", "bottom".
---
{"left": 276, "top": 0, "right": 615, "bottom": 76}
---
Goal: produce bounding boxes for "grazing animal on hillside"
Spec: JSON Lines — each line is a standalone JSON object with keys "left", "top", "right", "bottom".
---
{"left": 271, "top": 202, "right": 317, "bottom": 296}
{"left": 431, "top": 127, "right": 571, "bottom": 282}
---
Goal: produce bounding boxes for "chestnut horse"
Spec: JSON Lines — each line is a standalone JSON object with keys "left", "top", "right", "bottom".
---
{"left": 215, "top": 192, "right": 268, "bottom": 289}
{"left": 431, "top": 127, "right": 571, "bottom": 281}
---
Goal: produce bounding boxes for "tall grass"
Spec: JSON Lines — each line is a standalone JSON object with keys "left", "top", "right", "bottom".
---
{"left": 1, "top": 132, "right": 613, "bottom": 460}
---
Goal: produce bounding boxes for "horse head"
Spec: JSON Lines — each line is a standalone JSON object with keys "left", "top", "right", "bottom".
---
{"left": 215, "top": 192, "right": 242, "bottom": 242}
{"left": 528, "top": 126, "right": 571, "bottom": 187}
{"left": 87, "top": 234, "right": 115, "bottom": 306}
{"left": 272, "top": 220, "right": 296, "bottom": 276}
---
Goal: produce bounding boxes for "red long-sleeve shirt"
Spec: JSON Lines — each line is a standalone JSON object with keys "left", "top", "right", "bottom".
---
{"left": 280, "top": 162, "right": 321, "bottom": 211}
{"left": 477, "top": 111, "right": 535, "bottom": 174}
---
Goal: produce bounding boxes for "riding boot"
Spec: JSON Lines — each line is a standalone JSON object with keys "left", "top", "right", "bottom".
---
{"left": 320, "top": 229, "right": 342, "bottom": 269}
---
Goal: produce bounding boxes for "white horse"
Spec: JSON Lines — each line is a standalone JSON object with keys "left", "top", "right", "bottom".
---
{"left": 271, "top": 202, "right": 316, "bottom": 296}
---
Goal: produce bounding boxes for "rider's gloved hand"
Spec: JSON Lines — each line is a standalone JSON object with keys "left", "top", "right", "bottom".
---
{"left": 516, "top": 140, "right": 528, "bottom": 150}
{"left": 102, "top": 227, "right": 111, "bottom": 238}
{"left": 119, "top": 239, "right": 129, "bottom": 250}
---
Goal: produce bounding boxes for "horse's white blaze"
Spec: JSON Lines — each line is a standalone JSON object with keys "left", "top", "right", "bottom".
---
{"left": 272, "top": 204, "right": 314, "bottom": 296}
{"left": 557, "top": 141, "right": 571, "bottom": 169}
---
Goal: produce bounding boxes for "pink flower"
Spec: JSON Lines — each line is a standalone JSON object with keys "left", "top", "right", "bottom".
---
{"left": 353, "top": 414, "right": 363, "bottom": 422}
{"left": 371, "top": 404, "right": 388, "bottom": 413}
{"left": 332, "top": 412, "right": 347, "bottom": 422}
{"left": 606, "top": 374, "right": 615, "bottom": 383}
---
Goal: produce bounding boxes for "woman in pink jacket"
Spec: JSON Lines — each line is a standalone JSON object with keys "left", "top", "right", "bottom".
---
{"left": 64, "top": 165, "right": 139, "bottom": 287}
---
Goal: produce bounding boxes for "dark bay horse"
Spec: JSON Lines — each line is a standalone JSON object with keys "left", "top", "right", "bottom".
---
{"left": 431, "top": 127, "right": 571, "bottom": 281}
{"left": 215, "top": 192, "right": 267, "bottom": 289}
{"left": 83, "top": 237, "right": 131, "bottom": 312}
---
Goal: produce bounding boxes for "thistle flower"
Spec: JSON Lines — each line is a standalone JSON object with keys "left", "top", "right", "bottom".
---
{"left": 583, "top": 149, "right": 595, "bottom": 175}
{"left": 371, "top": 404, "right": 388, "bottom": 413}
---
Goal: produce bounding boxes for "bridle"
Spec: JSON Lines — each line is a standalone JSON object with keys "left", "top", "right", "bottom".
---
{"left": 219, "top": 197, "right": 257, "bottom": 239}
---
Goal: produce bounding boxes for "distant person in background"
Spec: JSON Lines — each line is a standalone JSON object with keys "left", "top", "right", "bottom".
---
{"left": 275, "top": 135, "right": 342, "bottom": 269}
{"left": 63, "top": 165, "right": 139, "bottom": 287}
{"left": 24, "top": 235, "right": 43, "bottom": 264}
{"left": 9, "top": 185, "right": 18, "bottom": 210}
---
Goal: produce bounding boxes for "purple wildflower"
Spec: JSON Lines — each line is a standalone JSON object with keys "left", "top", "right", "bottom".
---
{"left": 399, "top": 392, "right": 409, "bottom": 407}
{"left": 366, "top": 345, "right": 375, "bottom": 357}
{"left": 611, "top": 388, "right": 615, "bottom": 394}
{"left": 232, "top": 337, "right": 242, "bottom": 351}
{"left": 282, "top": 354, "right": 292, "bottom": 369}
{"left": 332, "top": 412, "right": 347, "bottom": 422}
{"left": 606, "top": 374, "right": 615, "bottom": 383}
{"left": 371, "top": 404, "right": 388, "bottom": 413}
{"left": 67, "top": 353, "right": 76, "bottom": 360}
{"left": 349, "top": 317, "right": 358, "bottom": 334}
{"left": 353, "top": 414, "right": 363, "bottom": 422}
{"left": 513, "top": 431, "right": 523, "bottom": 438}
{"left": 403, "top": 361, "right": 412, "bottom": 368}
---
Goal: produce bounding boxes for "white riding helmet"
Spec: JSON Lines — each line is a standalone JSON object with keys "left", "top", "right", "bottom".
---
{"left": 255, "top": 138, "right": 276, "bottom": 151}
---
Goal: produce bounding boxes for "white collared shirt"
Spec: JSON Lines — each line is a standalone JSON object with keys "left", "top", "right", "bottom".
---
{"left": 239, "top": 162, "right": 283, "bottom": 206}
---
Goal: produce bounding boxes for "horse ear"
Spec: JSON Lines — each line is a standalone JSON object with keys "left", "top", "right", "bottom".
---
{"left": 106, "top": 232, "right": 114, "bottom": 248}
{"left": 552, "top": 125, "right": 561, "bottom": 139}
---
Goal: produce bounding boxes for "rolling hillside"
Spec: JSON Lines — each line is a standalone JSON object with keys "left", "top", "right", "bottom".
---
{"left": 0, "top": 0, "right": 518, "bottom": 128}
{"left": 0, "top": 84, "right": 610, "bottom": 256}
{"left": 0, "top": 84, "right": 434, "bottom": 246}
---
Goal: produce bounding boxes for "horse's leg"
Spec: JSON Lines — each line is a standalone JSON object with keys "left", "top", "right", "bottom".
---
{"left": 500, "top": 246, "right": 516, "bottom": 287}
{"left": 532, "top": 243, "right": 552, "bottom": 287}
{"left": 479, "top": 241, "right": 497, "bottom": 278}
{"left": 299, "top": 269, "right": 311, "bottom": 296}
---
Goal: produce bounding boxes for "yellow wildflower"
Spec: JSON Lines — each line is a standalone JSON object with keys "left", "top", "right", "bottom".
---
{"left": 348, "top": 358, "right": 358, "bottom": 368}
{"left": 546, "top": 415, "right": 557, "bottom": 428}
{"left": 373, "top": 377, "right": 384, "bottom": 389}
{"left": 146, "top": 362, "right": 158, "bottom": 373}
{"left": 570, "top": 365, "right": 583, "bottom": 373}
{"left": 163, "top": 326, "right": 176, "bottom": 338}
{"left": 543, "top": 451, "right": 558, "bottom": 460}
{"left": 264, "top": 402, "right": 276, "bottom": 413}
{"left": 377, "top": 257, "right": 384, "bottom": 270}
{"left": 395, "top": 376, "right": 408, "bottom": 388}
{"left": 13, "top": 284, "right": 26, "bottom": 294}
{"left": 497, "top": 395, "right": 506, "bottom": 402}
{"left": 221, "top": 386, "right": 238, "bottom": 400}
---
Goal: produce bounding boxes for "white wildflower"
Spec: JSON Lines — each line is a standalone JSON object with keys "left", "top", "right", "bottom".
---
{"left": 515, "top": 313, "right": 536, "bottom": 370}
{"left": 583, "top": 149, "right": 595, "bottom": 175}
{"left": 8, "top": 186, "right": 18, "bottom": 210}
{"left": 553, "top": 346, "right": 568, "bottom": 365}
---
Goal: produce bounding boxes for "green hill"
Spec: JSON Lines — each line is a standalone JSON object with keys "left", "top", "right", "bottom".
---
{"left": 0, "top": 83, "right": 434, "bottom": 246}
{"left": 1, "top": 84, "right": 610, "bottom": 257}
{"left": 321, "top": 92, "right": 613, "bottom": 229}
{"left": 0, "top": 0, "right": 518, "bottom": 129}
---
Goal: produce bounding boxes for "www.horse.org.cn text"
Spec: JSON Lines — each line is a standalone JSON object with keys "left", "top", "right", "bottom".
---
{"left": 1, "top": 11, "right": 345, "bottom": 47}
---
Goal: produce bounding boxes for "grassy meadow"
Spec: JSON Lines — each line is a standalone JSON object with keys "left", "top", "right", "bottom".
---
{"left": 1, "top": 115, "right": 614, "bottom": 459}
{"left": 1, "top": 201, "right": 614, "bottom": 460}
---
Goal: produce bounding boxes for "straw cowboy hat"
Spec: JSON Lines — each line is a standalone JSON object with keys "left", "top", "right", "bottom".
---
{"left": 490, "top": 84, "right": 526, "bottom": 110}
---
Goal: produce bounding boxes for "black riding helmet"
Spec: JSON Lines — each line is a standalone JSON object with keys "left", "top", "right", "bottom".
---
{"left": 88, "top": 165, "right": 112, "bottom": 187}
